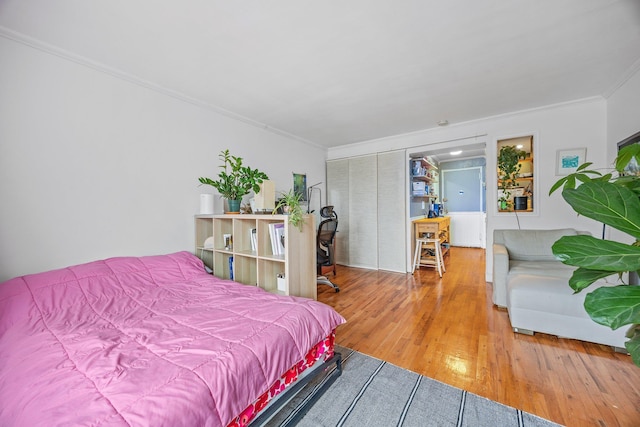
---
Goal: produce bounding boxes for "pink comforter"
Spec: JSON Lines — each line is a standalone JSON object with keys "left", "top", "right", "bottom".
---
{"left": 0, "top": 251, "right": 345, "bottom": 426}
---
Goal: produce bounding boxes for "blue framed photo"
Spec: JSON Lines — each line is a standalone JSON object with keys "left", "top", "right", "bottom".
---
{"left": 556, "top": 148, "right": 586, "bottom": 175}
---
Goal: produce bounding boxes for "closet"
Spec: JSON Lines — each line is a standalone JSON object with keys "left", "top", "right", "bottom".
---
{"left": 326, "top": 150, "right": 406, "bottom": 272}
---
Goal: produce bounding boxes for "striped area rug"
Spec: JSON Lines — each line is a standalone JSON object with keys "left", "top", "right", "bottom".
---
{"left": 265, "top": 346, "right": 562, "bottom": 427}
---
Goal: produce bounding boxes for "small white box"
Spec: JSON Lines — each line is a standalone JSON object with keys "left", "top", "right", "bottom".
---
{"left": 277, "top": 276, "right": 286, "bottom": 292}
{"left": 412, "top": 181, "right": 425, "bottom": 193}
{"left": 199, "top": 194, "right": 214, "bottom": 214}
{"left": 255, "top": 180, "right": 275, "bottom": 211}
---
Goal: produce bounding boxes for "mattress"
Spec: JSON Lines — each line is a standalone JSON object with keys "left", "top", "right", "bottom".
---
{"left": 0, "top": 251, "right": 345, "bottom": 426}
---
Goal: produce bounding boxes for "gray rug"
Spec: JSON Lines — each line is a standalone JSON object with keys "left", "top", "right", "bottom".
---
{"left": 264, "top": 346, "right": 562, "bottom": 427}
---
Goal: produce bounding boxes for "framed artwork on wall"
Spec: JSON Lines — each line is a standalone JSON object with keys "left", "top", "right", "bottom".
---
{"left": 617, "top": 130, "right": 640, "bottom": 285}
{"left": 293, "top": 172, "right": 307, "bottom": 201}
{"left": 617, "top": 130, "right": 640, "bottom": 177}
{"left": 556, "top": 148, "right": 586, "bottom": 175}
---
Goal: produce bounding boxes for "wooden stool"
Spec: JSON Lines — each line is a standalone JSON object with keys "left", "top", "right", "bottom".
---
{"left": 412, "top": 237, "right": 446, "bottom": 277}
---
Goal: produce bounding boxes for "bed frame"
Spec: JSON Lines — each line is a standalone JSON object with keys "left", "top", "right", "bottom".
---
{"left": 250, "top": 352, "right": 343, "bottom": 426}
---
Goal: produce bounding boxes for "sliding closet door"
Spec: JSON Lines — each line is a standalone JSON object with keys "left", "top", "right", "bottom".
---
{"left": 348, "top": 155, "right": 378, "bottom": 269}
{"left": 327, "top": 152, "right": 405, "bottom": 271}
{"left": 377, "top": 151, "right": 406, "bottom": 272}
{"left": 326, "top": 159, "right": 349, "bottom": 266}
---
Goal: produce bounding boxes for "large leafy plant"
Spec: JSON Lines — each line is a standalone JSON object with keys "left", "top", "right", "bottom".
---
{"left": 549, "top": 143, "right": 640, "bottom": 366}
{"left": 198, "top": 149, "right": 269, "bottom": 201}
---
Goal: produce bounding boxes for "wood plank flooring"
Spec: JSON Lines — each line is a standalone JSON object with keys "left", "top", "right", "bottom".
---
{"left": 317, "top": 247, "right": 640, "bottom": 427}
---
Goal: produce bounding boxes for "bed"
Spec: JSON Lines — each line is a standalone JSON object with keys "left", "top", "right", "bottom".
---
{"left": 0, "top": 251, "right": 345, "bottom": 426}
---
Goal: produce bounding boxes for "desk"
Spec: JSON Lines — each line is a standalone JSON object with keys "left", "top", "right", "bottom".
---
{"left": 413, "top": 217, "right": 451, "bottom": 257}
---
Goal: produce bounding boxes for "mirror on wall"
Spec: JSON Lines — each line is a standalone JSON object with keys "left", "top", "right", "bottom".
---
{"left": 497, "top": 135, "right": 534, "bottom": 213}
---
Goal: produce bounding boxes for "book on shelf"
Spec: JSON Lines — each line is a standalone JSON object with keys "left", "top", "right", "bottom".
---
{"left": 223, "top": 234, "right": 233, "bottom": 250}
{"left": 249, "top": 228, "right": 257, "bottom": 252}
{"left": 228, "top": 256, "right": 234, "bottom": 280}
{"left": 274, "top": 223, "right": 285, "bottom": 255}
{"left": 268, "top": 222, "right": 286, "bottom": 255}
{"left": 268, "top": 223, "right": 277, "bottom": 255}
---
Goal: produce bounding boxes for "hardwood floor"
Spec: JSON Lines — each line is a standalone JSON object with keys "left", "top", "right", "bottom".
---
{"left": 317, "top": 247, "right": 640, "bottom": 427}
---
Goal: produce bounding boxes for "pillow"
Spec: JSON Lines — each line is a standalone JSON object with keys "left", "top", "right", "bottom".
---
{"left": 502, "top": 229, "right": 578, "bottom": 261}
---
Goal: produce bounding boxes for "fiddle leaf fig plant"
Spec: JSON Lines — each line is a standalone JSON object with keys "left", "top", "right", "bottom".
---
{"left": 549, "top": 143, "right": 640, "bottom": 366}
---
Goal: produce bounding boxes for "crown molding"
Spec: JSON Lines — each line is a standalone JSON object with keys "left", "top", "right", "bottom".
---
{"left": 603, "top": 57, "right": 640, "bottom": 99}
{"left": 0, "top": 26, "right": 324, "bottom": 150}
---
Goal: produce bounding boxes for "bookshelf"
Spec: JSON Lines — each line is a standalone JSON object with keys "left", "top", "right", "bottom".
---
{"left": 194, "top": 214, "right": 317, "bottom": 300}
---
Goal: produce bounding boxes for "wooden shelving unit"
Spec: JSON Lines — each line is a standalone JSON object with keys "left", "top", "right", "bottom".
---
{"left": 410, "top": 156, "right": 438, "bottom": 199}
{"left": 497, "top": 135, "right": 535, "bottom": 212}
{"left": 498, "top": 157, "right": 534, "bottom": 212}
{"left": 195, "top": 214, "right": 317, "bottom": 300}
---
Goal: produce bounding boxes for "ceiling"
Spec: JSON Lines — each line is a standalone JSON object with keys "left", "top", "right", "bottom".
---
{"left": 1, "top": 1, "right": 639, "bottom": 149}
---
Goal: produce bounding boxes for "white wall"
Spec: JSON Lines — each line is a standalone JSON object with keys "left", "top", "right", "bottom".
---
{"left": 328, "top": 97, "right": 609, "bottom": 281}
{"left": 0, "top": 36, "right": 326, "bottom": 281}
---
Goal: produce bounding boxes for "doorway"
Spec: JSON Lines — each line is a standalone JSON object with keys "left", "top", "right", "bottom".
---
{"left": 406, "top": 140, "right": 487, "bottom": 270}
{"left": 441, "top": 165, "right": 486, "bottom": 248}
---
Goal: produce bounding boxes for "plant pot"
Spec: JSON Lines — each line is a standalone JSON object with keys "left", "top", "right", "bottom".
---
{"left": 514, "top": 196, "right": 528, "bottom": 210}
{"left": 226, "top": 199, "right": 241, "bottom": 213}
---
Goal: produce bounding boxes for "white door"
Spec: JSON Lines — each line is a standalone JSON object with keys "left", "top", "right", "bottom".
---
{"left": 348, "top": 155, "right": 378, "bottom": 269}
{"left": 327, "top": 160, "right": 350, "bottom": 266}
{"left": 377, "top": 151, "right": 406, "bottom": 272}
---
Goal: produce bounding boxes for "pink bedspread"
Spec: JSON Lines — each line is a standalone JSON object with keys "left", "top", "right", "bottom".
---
{"left": 0, "top": 251, "right": 345, "bottom": 426}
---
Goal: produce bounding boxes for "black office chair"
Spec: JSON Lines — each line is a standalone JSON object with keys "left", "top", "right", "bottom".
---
{"left": 317, "top": 206, "right": 339, "bottom": 292}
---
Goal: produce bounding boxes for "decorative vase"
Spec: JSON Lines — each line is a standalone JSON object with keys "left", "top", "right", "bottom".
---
{"left": 226, "top": 199, "right": 241, "bottom": 213}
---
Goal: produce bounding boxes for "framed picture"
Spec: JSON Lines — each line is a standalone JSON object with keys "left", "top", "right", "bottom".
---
{"left": 292, "top": 173, "right": 307, "bottom": 201}
{"left": 617, "top": 130, "right": 640, "bottom": 177}
{"left": 556, "top": 148, "right": 586, "bottom": 175}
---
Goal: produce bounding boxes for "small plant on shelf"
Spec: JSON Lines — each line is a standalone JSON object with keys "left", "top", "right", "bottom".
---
{"left": 198, "top": 149, "right": 269, "bottom": 213}
{"left": 274, "top": 189, "right": 305, "bottom": 231}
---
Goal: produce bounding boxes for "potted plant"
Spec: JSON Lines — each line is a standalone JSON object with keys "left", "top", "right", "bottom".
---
{"left": 198, "top": 149, "right": 269, "bottom": 213}
{"left": 497, "top": 145, "right": 527, "bottom": 210}
{"left": 274, "top": 189, "right": 305, "bottom": 231}
{"left": 549, "top": 143, "right": 640, "bottom": 366}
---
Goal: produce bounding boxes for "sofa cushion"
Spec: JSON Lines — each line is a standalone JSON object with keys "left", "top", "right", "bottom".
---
{"left": 501, "top": 229, "right": 578, "bottom": 261}
{"left": 507, "top": 273, "right": 588, "bottom": 318}
{"left": 508, "top": 260, "right": 576, "bottom": 279}
{"left": 507, "top": 274, "right": 628, "bottom": 348}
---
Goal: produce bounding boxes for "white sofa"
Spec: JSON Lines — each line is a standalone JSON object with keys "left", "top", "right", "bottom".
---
{"left": 493, "top": 228, "right": 627, "bottom": 349}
